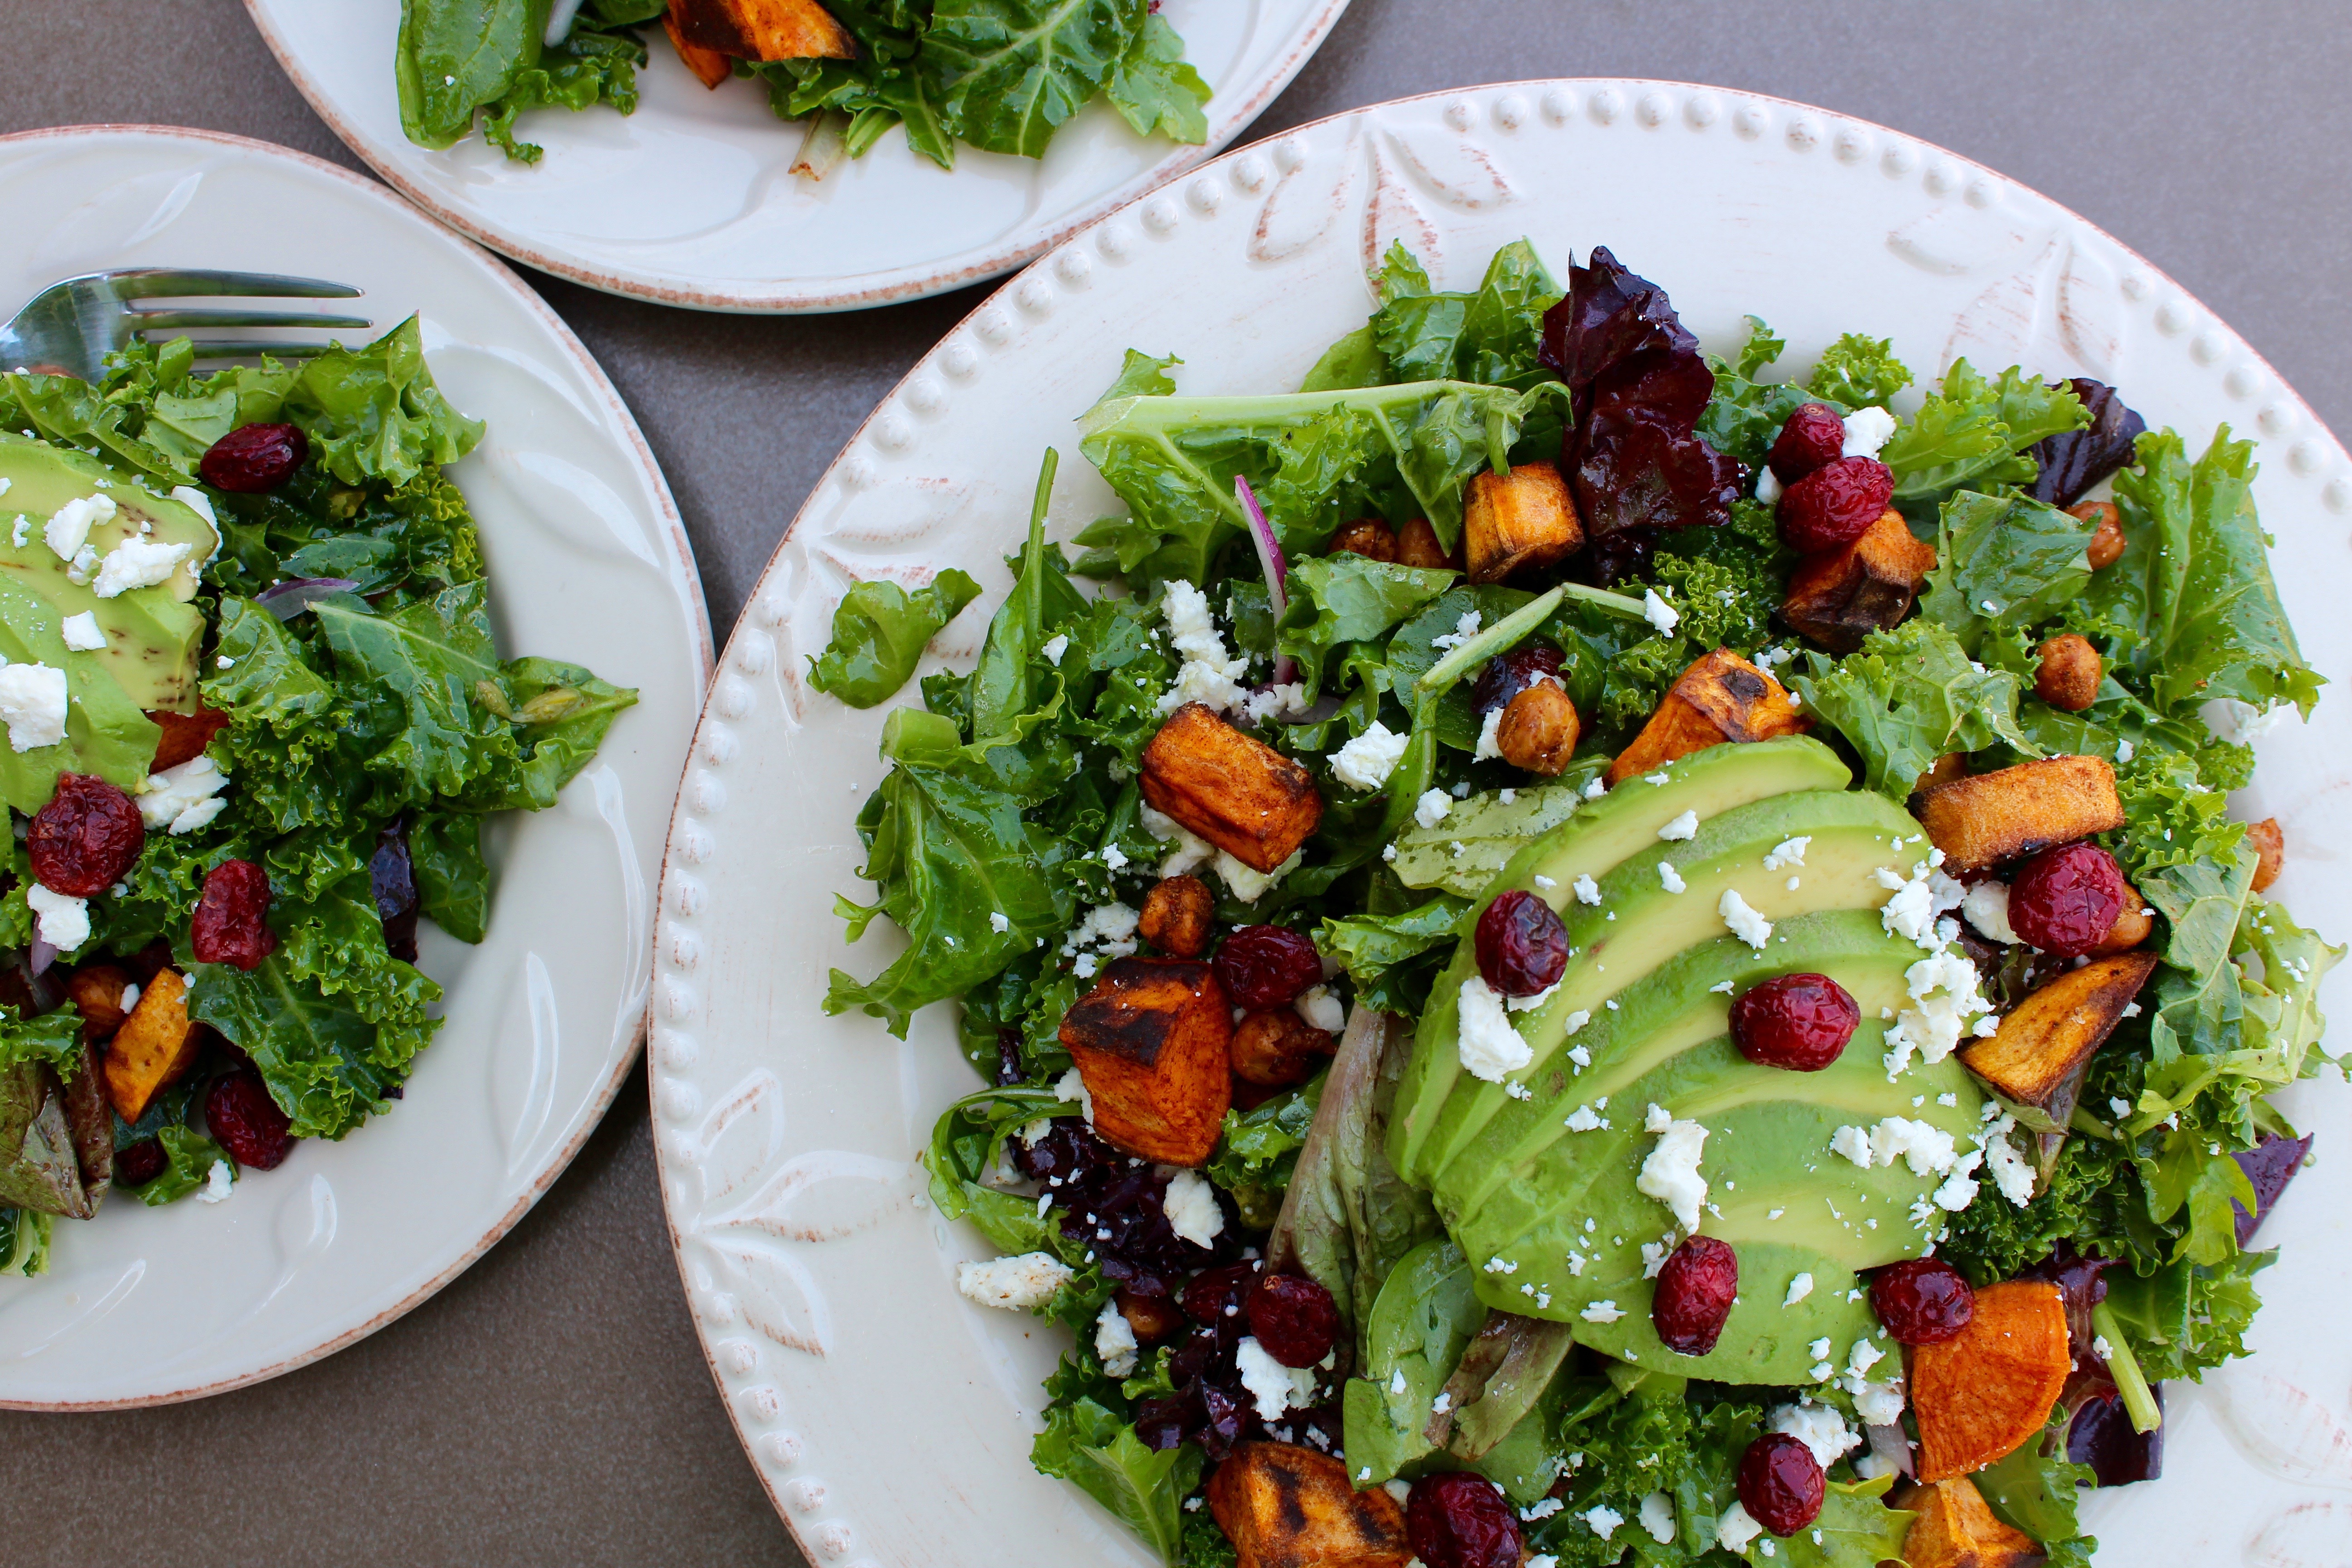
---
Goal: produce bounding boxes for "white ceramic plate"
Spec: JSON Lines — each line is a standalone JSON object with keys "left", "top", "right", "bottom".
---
{"left": 244, "top": 0, "right": 1351, "bottom": 314}
{"left": 0, "top": 125, "right": 710, "bottom": 1408}
{"left": 650, "top": 83, "right": 2352, "bottom": 1564}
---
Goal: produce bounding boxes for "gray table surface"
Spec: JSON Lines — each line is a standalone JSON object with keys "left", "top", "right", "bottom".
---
{"left": 2, "top": 2, "right": 2346, "bottom": 1561}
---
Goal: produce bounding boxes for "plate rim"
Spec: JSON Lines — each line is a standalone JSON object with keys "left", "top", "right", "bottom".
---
{"left": 646, "top": 77, "right": 2352, "bottom": 1556}
{"left": 240, "top": 0, "right": 1356, "bottom": 315}
{"left": 0, "top": 119, "right": 714, "bottom": 1411}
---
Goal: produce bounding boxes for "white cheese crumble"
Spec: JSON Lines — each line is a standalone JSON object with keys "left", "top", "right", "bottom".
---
{"left": 1413, "top": 789, "right": 1452, "bottom": 830}
{"left": 91, "top": 536, "right": 192, "bottom": 598}
{"left": 1642, "top": 588, "right": 1680, "bottom": 635}
{"left": 139, "top": 755, "right": 232, "bottom": 835}
{"left": 1055, "top": 1067, "right": 1095, "bottom": 1125}
{"left": 2207, "top": 697, "right": 2284, "bottom": 745}
{"left": 1474, "top": 703, "right": 1507, "bottom": 763}
{"left": 25, "top": 883, "right": 89, "bottom": 953}
{"left": 1294, "top": 984, "right": 1346, "bottom": 1033}
{"left": 1755, "top": 466, "right": 1784, "bottom": 504}
{"left": 1430, "top": 611, "right": 1484, "bottom": 652}
{"left": 1039, "top": 633, "right": 1069, "bottom": 666}
{"left": 1521, "top": 1498, "right": 1564, "bottom": 1522}
{"left": 1852, "top": 1374, "right": 1907, "bottom": 1426}
{"left": 1153, "top": 580, "right": 1253, "bottom": 716}
{"left": 59, "top": 611, "right": 106, "bottom": 652}
{"left": 1882, "top": 949, "right": 1995, "bottom": 1077}
{"left": 1234, "top": 1336, "right": 1318, "bottom": 1419}
{"left": 1161, "top": 1168, "right": 1225, "bottom": 1248}
{"left": 1639, "top": 1491, "right": 1677, "bottom": 1545}
{"left": 989, "top": 911, "right": 1011, "bottom": 933}
{"left": 1961, "top": 879, "right": 2018, "bottom": 944}
{"left": 1841, "top": 405, "right": 1898, "bottom": 459}
{"left": 1980, "top": 1117, "right": 2038, "bottom": 1206}
{"left": 1637, "top": 1112, "right": 1710, "bottom": 1230}
{"left": 1215, "top": 848, "right": 1301, "bottom": 903}
{"left": 1328, "top": 721, "right": 1409, "bottom": 790}
{"left": 1507, "top": 980, "right": 1559, "bottom": 1015}
{"left": 1579, "top": 1300, "right": 1624, "bottom": 1323}
{"left": 1456, "top": 975, "right": 1534, "bottom": 1081}
{"left": 1784, "top": 1272, "right": 1814, "bottom": 1306}
{"left": 1657, "top": 808, "right": 1699, "bottom": 841}
{"left": 1582, "top": 1504, "right": 1624, "bottom": 1540}
{"left": 956, "top": 1251, "right": 1073, "bottom": 1309}
{"left": 1657, "top": 861, "right": 1686, "bottom": 894}
{"left": 1062, "top": 902, "right": 1141, "bottom": 960}
{"left": 1877, "top": 853, "right": 1968, "bottom": 948}
{"left": 1573, "top": 873, "right": 1602, "bottom": 905}
{"left": 1140, "top": 804, "right": 1215, "bottom": 877}
{"left": 44, "top": 493, "right": 115, "bottom": 561}
{"left": 1771, "top": 1401, "right": 1860, "bottom": 1469}
{"left": 1718, "top": 1500, "right": 1765, "bottom": 1553}
{"left": 1762, "top": 836, "right": 1810, "bottom": 872}
{"left": 1719, "top": 889, "right": 1773, "bottom": 949}
{"left": 1094, "top": 1298, "right": 1139, "bottom": 1376}
{"left": 1565, "top": 1104, "right": 1607, "bottom": 1132}
{"left": 0, "top": 662, "right": 68, "bottom": 752}
{"left": 195, "top": 1158, "right": 235, "bottom": 1204}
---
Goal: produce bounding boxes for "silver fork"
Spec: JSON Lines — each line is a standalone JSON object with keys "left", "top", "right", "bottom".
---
{"left": 0, "top": 268, "right": 372, "bottom": 383}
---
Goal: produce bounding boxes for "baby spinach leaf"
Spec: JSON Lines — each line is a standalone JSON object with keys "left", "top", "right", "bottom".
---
{"left": 396, "top": 0, "right": 549, "bottom": 150}
{"left": 1970, "top": 1416, "right": 2098, "bottom": 1565}
{"left": 809, "top": 568, "right": 984, "bottom": 708}
{"left": 1342, "top": 1235, "right": 1483, "bottom": 1484}
{"left": 1917, "top": 489, "right": 2097, "bottom": 650}
{"left": 1104, "top": 14, "right": 1208, "bottom": 143}
{"left": 923, "top": 0, "right": 1132, "bottom": 158}
{"left": 1792, "top": 619, "right": 2038, "bottom": 798}
{"left": 1276, "top": 555, "right": 1456, "bottom": 698}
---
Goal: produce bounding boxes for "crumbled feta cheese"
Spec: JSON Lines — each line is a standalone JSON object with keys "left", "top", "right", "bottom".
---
{"left": 1573, "top": 874, "right": 1602, "bottom": 905}
{"left": 1473, "top": 704, "right": 1506, "bottom": 763}
{"left": 1719, "top": 889, "right": 1773, "bottom": 949}
{"left": 0, "top": 662, "right": 68, "bottom": 752}
{"left": 1234, "top": 1337, "right": 1318, "bottom": 1419}
{"left": 956, "top": 1251, "right": 1074, "bottom": 1309}
{"left": 2206, "top": 697, "right": 2284, "bottom": 745}
{"left": 1153, "top": 580, "right": 1252, "bottom": 716}
{"left": 195, "top": 1158, "right": 235, "bottom": 1204}
{"left": 1770, "top": 1401, "right": 1860, "bottom": 1469}
{"left": 1430, "top": 611, "right": 1483, "bottom": 653}
{"left": 1980, "top": 1118, "right": 2038, "bottom": 1206}
{"left": 1637, "top": 1114, "right": 1710, "bottom": 1230}
{"left": 1521, "top": 1498, "right": 1564, "bottom": 1522}
{"left": 1961, "top": 879, "right": 2018, "bottom": 944}
{"left": 1101, "top": 843, "right": 1129, "bottom": 872}
{"left": 1829, "top": 1125, "right": 1875, "bottom": 1168}
{"left": 2093, "top": 1334, "right": 2115, "bottom": 1363}
{"left": 1718, "top": 1500, "right": 1765, "bottom": 1553}
{"left": 1877, "top": 855, "right": 1967, "bottom": 948}
{"left": 1784, "top": 1272, "right": 1814, "bottom": 1306}
{"left": 44, "top": 493, "right": 114, "bottom": 562}
{"left": 1294, "top": 984, "right": 1345, "bottom": 1033}
{"left": 987, "top": 910, "right": 1012, "bottom": 934}
{"left": 1657, "top": 809, "right": 1699, "bottom": 841}
{"left": 1581, "top": 1504, "right": 1624, "bottom": 1540}
{"left": 1584, "top": 775, "right": 1608, "bottom": 799}
{"left": 138, "top": 755, "right": 231, "bottom": 835}
{"left": 59, "top": 611, "right": 106, "bottom": 652}
{"left": 1639, "top": 1491, "right": 1676, "bottom": 1545}
{"left": 1579, "top": 1299, "right": 1624, "bottom": 1323}
{"left": 1847, "top": 1339, "right": 1886, "bottom": 1379}
{"left": 1565, "top": 1104, "right": 1606, "bottom": 1132}
{"left": 1755, "top": 466, "right": 1784, "bottom": 504}
{"left": 1062, "top": 902, "right": 1141, "bottom": 959}
{"left": 1456, "top": 976, "right": 1534, "bottom": 1081}
{"left": 1882, "top": 949, "right": 1994, "bottom": 1077}
{"left": 1507, "top": 981, "right": 1559, "bottom": 1014}
{"left": 1852, "top": 1375, "right": 1907, "bottom": 1426}
{"left": 1657, "top": 861, "right": 1686, "bottom": 894}
{"left": 1328, "top": 721, "right": 1409, "bottom": 790}
{"left": 1161, "top": 1168, "right": 1225, "bottom": 1247}
{"left": 1841, "top": 405, "right": 1897, "bottom": 459}
{"left": 1055, "top": 1067, "right": 1094, "bottom": 1124}
{"left": 1215, "top": 848, "right": 1301, "bottom": 903}
{"left": 1094, "top": 1298, "right": 1139, "bottom": 1376}
{"left": 1036, "top": 633, "right": 1069, "bottom": 669}
{"left": 1642, "top": 588, "right": 1680, "bottom": 634}
{"left": 91, "top": 536, "right": 192, "bottom": 598}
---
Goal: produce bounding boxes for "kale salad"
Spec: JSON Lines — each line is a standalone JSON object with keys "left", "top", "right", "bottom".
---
{"left": 397, "top": 0, "right": 1210, "bottom": 169}
{"left": 0, "top": 324, "right": 634, "bottom": 1279}
{"left": 816, "top": 239, "right": 2337, "bottom": 1568}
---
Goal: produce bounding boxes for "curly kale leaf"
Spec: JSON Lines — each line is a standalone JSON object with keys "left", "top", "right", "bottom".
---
{"left": 1880, "top": 360, "right": 2085, "bottom": 510}
{"left": 1792, "top": 619, "right": 2039, "bottom": 798}
{"left": 1806, "top": 332, "right": 1913, "bottom": 409}
{"left": 0, "top": 1006, "right": 82, "bottom": 1077}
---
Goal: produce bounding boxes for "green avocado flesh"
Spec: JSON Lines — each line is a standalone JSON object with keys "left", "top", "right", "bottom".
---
{"left": 1388, "top": 735, "right": 1984, "bottom": 1387}
{"left": 0, "top": 435, "right": 214, "bottom": 717}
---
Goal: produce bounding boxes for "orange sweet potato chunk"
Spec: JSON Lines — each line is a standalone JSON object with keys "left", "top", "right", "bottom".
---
{"left": 1914, "top": 756, "right": 2123, "bottom": 876}
{"left": 1141, "top": 702, "right": 1323, "bottom": 874}
{"left": 1960, "top": 952, "right": 2156, "bottom": 1118}
{"left": 1464, "top": 461, "right": 1582, "bottom": 583}
{"left": 664, "top": 5, "right": 736, "bottom": 85}
{"left": 1607, "top": 648, "right": 1809, "bottom": 784}
{"left": 64, "top": 963, "right": 135, "bottom": 1044}
{"left": 1782, "top": 508, "right": 1938, "bottom": 653}
{"left": 1891, "top": 1475, "right": 2048, "bottom": 1568}
{"left": 669, "top": 0, "right": 852, "bottom": 61}
{"left": 1058, "top": 957, "right": 1233, "bottom": 1166}
{"left": 99, "top": 968, "right": 201, "bottom": 1124}
{"left": 1913, "top": 1280, "right": 2072, "bottom": 1482}
{"left": 1207, "top": 1442, "right": 1411, "bottom": 1568}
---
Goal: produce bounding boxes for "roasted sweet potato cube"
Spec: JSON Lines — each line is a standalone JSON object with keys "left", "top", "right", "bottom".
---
{"left": 1207, "top": 1442, "right": 1411, "bottom": 1568}
{"left": 1059, "top": 957, "right": 1233, "bottom": 1166}
{"left": 1463, "top": 461, "right": 1581, "bottom": 583}
{"left": 1914, "top": 1281, "right": 2072, "bottom": 1482}
{"left": 1915, "top": 755, "right": 2124, "bottom": 876}
{"left": 1961, "top": 952, "right": 2156, "bottom": 1129}
{"left": 1141, "top": 703, "right": 1323, "bottom": 875}
{"left": 1332, "top": 520, "right": 1400, "bottom": 562}
{"left": 670, "top": 0, "right": 852, "bottom": 61}
{"left": 1916, "top": 753, "right": 1968, "bottom": 795}
{"left": 1892, "top": 1476, "right": 2048, "bottom": 1568}
{"left": 99, "top": 968, "right": 200, "bottom": 1124}
{"left": 1607, "top": 649, "right": 1809, "bottom": 784}
{"left": 1782, "top": 508, "right": 1938, "bottom": 653}
{"left": 64, "top": 963, "right": 135, "bottom": 1043}
{"left": 663, "top": 5, "right": 736, "bottom": 85}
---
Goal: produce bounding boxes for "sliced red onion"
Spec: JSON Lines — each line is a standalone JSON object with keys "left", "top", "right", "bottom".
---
{"left": 1234, "top": 475, "right": 1297, "bottom": 686}
{"left": 27, "top": 937, "right": 56, "bottom": 977}
{"left": 255, "top": 577, "right": 360, "bottom": 620}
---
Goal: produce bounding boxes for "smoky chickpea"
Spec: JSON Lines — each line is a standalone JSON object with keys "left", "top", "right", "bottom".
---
{"left": 2245, "top": 817, "right": 2285, "bottom": 892}
{"left": 1496, "top": 681, "right": 1580, "bottom": 774}
{"left": 1229, "top": 1009, "right": 1336, "bottom": 1088}
{"left": 2034, "top": 633, "right": 2102, "bottom": 712}
{"left": 1330, "top": 520, "right": 1399, "bottom": 562}
{"left": 1137, "top": 874, "right": 1214, "bottom": 958}
{"left": 1394, "top": 518, "right": 1456, "bottom": 570}
{"left": 2071, "top": 500, "right": 2126, "bottom": 570}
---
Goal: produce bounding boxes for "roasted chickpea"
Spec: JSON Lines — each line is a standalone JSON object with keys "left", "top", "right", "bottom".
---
{"left": 2090, "top": 880, "right": 2155, "bottom": 954}
{"left": 1137, "top": 874, "right": 1214, "bottom": 958}
{"left": 1116, "top": 1288, "right": 1185, "bottom": 1344}
{"left": 2034, "top": 633, "right": 2102, "bottom": 712}
{"left": 1230, "top": 1009, "right": 1336, "bottom": 1088}
{"left": 2246, "top": 817, "right": 2285, "bottom": 892}
{"left": 1394, "top": 517, "right": 1457, "bottom": 570}
{"left": 2071, "top": 500, "right": 2126, "bottom": 570}
{"left": 1496, "top": 681, "right": 1580, "bottom": 774}
{"left": 1331, "top": 520, "right": 1399, "bottom": 562}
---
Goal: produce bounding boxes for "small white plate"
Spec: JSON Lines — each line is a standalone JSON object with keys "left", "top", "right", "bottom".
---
{"left": 244, "top": 0, "right": 1351, "bottom": 313}
{"left": 649, "top": 83, "right": 2352, "bottom": 1564}
{"left": 0, "top": 124, "right": 710, "bottom": 1408}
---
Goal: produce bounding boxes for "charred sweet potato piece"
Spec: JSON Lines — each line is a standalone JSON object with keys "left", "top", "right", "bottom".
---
{"left": 1608, "top": 648, "right": 1810, "bottom": 784}
{"left": 1059, "top": 957, "right": 1233, "bottom": 1166}
{"left": 663, "top": 5, "right": 736, "bottom": 85}
{"left": 1916, "top": 753, "right": 1969, "bottom": 795}
{"left": 64, "top": 963, "right": 136, "bottom": 1043}
{"left": 1961, "top": 952, "right": 2156, "bottom": 1128}
{"left": 1231, "top": 1010, "right": 1336, "bottom": 1088}
{"left": 1139, "top": 874, "right": 1215, "bottom": 958}
{"left": 1141, "top": 703, "right": 1323, "bottom": 875}
{"left": 669, "top": 0, "right": 852, "bottom": 61}
{"left": 1915, "top": 756, "right": 2124, "bottom": 876}
{"left": 1464, "top": 461, "right": 1581, "bottom": 583}
{"left": 1913, "top": 1281, "right": 2071, "bottom": 1482}
{"left": 1892, "top": 1476, "right": 2048, "bottom": 1568}
{"left": 2246, "top": 817, "right": 2284, "bottom": 892}
{"left": 1394, "top": 518, "right": 1457, "bottom": 571}
{"left": 1782, "top": 508, "right": 1937, "bottom": 653}
{"left": 99, "top": 968, "right": 201, "bottom": 1124}
{"left": 1207, "top": 1442, "right": 1411, "bottom": 1568}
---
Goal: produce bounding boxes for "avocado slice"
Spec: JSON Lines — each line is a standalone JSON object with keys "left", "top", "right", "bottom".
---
{"left": 0, "top": 434, "right": 216, "bottom": 714}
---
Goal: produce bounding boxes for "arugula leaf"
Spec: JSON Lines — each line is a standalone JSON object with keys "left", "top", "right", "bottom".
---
{"left": 2081, "top": 426, "right": 2323, "bottom": 718}
{"left": 1806, "top": 332, "right": 1913, "bottom": 408}
{"left": 1880, "top": 360, "right": 2085, "bottom": 509}
{"left": 0, "top": 1006, "right": 82, "bottom": 1076}
{"left": 1103, "top": 14, "right": 1208, "bottom": 143}
{"left": 809, "top": 568, "right": 984, "bottom": 708}
{"left": 1792, "top": 619, "right": 2039, "bottom": 798}
{"left": 1917, "top": 490, "right": 2097, "bottom": 651}
{"left": 923, "top": 0, "right": 1131, "bottom": 158}
{"left": 1031, "top": 1400, "right": 1201, "bottom": 1567}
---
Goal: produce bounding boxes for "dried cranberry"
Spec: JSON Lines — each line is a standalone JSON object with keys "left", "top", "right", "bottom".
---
{"left": 1245, "top": 1273, "right": 1339, "bottom": 1367}
{"left": 198, "top": 421, "right": 308, "bottom": 493}
{"left": 2007, "top": 842, "right": 2128, "bottom": 956}
{"left": 1182, "top": 1260, "right": 1263, "bottom": 1326}
{"left": 1474, "top": 890, "right": 1568, "bottom": 998}
{"left": 1212, "top": 926, "right": 1322, "bottom": 1011}
{"left": 1469, "top": 642, "right": 1564, "bottom": 716}
{"left": 1729, "top": 974, "right": 1860, "bottom": 1071}
{"left": 1777, "top": 455, "right": 1894, "bottom": 553}
{"left": 1769, "top": 403, "right": 1849, "bottom": 485}
{"left": 1652, "top": 1235, "right": 1739, "bottom": 1354}
{"left": 191, "top": 859, "right": 279, "bottom": 971}
{"left": 1869, "top": 1257, "right": 1976, "bottom": 1345}
{"left": 1737, "top": 1432, "right": 1826, "bottom": 1536}
{"left": 205, "top": 1071, "right": 295, "bottom": 1170}
{"left": 1405, "top": 1471, "right": 1522, "bottom": 1568}
{"left": 26, "top": 773, "right": 146, "bottom": 897}
{"left": 114, "top": 1137, "right": 168, "bottom": 1187}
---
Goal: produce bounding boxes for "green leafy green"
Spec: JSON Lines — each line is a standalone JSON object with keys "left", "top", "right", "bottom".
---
{"left": 132, "top": 1126, "right": 235, "bottom": 1208}
{"left": 396, "top": 0, "right": 558, "bottom": 149}
{"left": 809, "top": 568, "right": 985, "bottom": 708}
{"left": 1205, "top": 1076, "right": 1318, "bottom": 1197}
{"left": 0, "top": 1206, "right": 51, "bottom": 1278}
{"left": 1917, "top": 490, "right": 2097, "bottom": 651}
{"left": 0, "top": 1006, "right": 82, "bottom": 1076}
{"left": 1792, "top": 619, "right": 2039, "bottom": 797}
{"left": 1103, "top": 14, "right": 1210, "bottom": 143}
{"left": 1699, "top": 319, "right": 1829, "bottom": 470}
{"left": 1806, "top": 332, "right": 1913, "bottom": 409}
{"left": 1974, "top": 1409, "right": 2097, "bottom": 1567}
{"left": 1032, "top": 1399, "right": 1201, "bottom": 1567}
{"left": 1276, "top": 554, "right": 1456, "bottom": 697}
{"left": 1880, "top": 360, "right": 2085, "bottom": 510}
